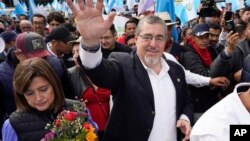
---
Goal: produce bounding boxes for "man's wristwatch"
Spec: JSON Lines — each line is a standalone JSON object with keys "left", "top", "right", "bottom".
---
{"left": 80, "top": 42, "right": 100, "bottom": 53}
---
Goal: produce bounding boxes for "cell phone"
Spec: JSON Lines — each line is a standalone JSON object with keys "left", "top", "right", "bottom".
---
{"left": 224, "top": 11, "right": 233, "bottom": 21}
{"left": 225, "top": 20, "right": 235, "bottom": 33}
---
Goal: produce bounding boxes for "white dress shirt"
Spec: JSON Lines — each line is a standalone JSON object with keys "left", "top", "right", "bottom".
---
{"left": 164, "top": 52, "right": 210, "bottom": 87}
{"left": 190, "top": 83, "right": 250, "bottom": 141}
{"left": 79, "top": 46, "right": 190, "bottom": 141}
{"left": 145, "top": 58, "right": 177, "bottom": 141}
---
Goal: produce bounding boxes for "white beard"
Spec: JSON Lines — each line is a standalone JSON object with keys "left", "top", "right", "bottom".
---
{"left": 144, "top": 55, "right": 160, "bottom": 65}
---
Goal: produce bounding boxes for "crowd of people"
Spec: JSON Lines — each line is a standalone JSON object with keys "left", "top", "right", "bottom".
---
{"left": 0, "top": 0, "right": 250, "bottom": 140}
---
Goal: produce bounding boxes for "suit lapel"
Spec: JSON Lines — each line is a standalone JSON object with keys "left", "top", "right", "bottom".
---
{"left": 134, "top": 54, "right": 155, "bottom": 109}
{"left": 167, "top": 60, "right": 182, "bottom": 119}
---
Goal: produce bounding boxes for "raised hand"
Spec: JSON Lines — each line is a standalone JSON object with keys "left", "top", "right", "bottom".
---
{"left": 225, "top": 31, "right": 240, "bottom": 55}
{"left": 66, "top": 0, "right": 116, "bottom": 46}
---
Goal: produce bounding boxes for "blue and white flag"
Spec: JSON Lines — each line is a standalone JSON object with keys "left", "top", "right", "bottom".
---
{"left": 174, "top": 0, "right": 198, "bottom": 25}
{"left": 29, "top": 0, "right": 37, "bottom": 20}
{"left": 15, "top": 1, "right": 27, "bottom": 16}
{"left": 52, "top": 0, "right": 59, "bottom": 11}
{"left": 9, "top": 10, "right": 17, "bottom": 18}
{"left": 0, "top": 2, "right": 6, "bottom": 15}
{"left": 156, "top": 0, "right": 178, "bottom": 41}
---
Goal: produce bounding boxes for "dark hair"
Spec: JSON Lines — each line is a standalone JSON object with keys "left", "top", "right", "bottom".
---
{"left": 109, "top": 24, "right": 116, "bottom": 35}
{"left": 242, "top": 6, "right": 250, "bottom": 14}
{"left": 32, "top": 13, "right": 46, "bottom": 25}
{"left": 176, "top": 16, "right": 181, "bottom": 25}
{"left": 13, "top": 57, "right": 65, "bottom": 114}
{"left": 18, "top": 14, "right": 28, "bottom": 20}
{"left": 125, "top": 19, "right": 137, "bottom": 30}
{"left": 125, "top": 34, "right": 135, "bottom": 45}
{"left": 214, "top": 8, "right": 221, "bottom": 17}
{"left": 181, "top": 27, "right": 191, "bottom": 37}
{"left": 62, "top": 23, "right": 76, "bottom": 32}
{"left": 47, "top": 12, "right": 65, "bottom": 24}
{"left": 209, "top": 23, "right": 221, "bottom": 30}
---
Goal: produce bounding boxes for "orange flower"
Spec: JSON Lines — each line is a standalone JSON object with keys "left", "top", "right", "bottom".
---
{"left": 85, "top": 131, "right": 97, "bottom": 141}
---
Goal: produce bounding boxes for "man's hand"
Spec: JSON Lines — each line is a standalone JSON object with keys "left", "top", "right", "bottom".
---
{"left": 176, "top": 119, "right": 192, "bottom": 141}
{"left": 209, "top": 76, "right": 230, "bottom": 87}
{"left": 66, "top": 0, "right": 115, "bottom": 47}
{"left": 225, "top": 31, "right": 240, "bottom": 55}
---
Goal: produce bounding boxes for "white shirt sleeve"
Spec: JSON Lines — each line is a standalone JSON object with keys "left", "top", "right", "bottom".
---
{"left": 79, "top": 43, "right": 102, "bottom": 69}
{"left": 163, "top": 52, "right": 210, "bottom": 87}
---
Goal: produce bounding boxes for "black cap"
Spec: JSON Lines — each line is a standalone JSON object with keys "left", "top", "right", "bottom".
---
{"left": 192, "top": 23, "right": 210, "bottom": 36}
{"left": 47, "top": 26, "right": 75, "bottom": 44}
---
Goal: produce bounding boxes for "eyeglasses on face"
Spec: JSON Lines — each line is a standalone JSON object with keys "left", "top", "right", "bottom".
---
{"left": 33, "top": 22, "right": 45, "bottom": 26}
{"left": 138, "top": 34, "right": 166, "bottom": 42}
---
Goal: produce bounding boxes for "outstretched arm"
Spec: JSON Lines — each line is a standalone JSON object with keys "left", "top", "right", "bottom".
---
{"left": 66, "top": 0, "right": 116, "bottom": 47}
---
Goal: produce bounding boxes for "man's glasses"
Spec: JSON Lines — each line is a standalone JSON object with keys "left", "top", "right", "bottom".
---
{"left": 138, "top": 34, "right": 166, "bottom": 42}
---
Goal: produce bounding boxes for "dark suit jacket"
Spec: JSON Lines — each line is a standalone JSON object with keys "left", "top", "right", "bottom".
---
{"left": 83, "top": 51, "right": 193, "bottom": 141}
{"left": 0, "top": 52, "right": 6, "bottom": 63}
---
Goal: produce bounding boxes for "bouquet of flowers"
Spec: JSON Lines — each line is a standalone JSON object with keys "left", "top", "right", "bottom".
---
{"left": 41, "top": 103, "right": 97, "bottom": 141}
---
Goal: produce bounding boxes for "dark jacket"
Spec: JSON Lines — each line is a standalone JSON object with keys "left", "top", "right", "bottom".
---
{"left": 83, "top": 51, "right": 193, "bottom": 141}
{"left": 8, "top": 99, "right": 80, "bottom": 141}
{"left": 208, "top": 44, "right": 224, "bottom": 60}
{"left": 168, "top": 41, "right": 185, "bottom": 62}
{"left": 210, "top": 39, "right": 250, "bottom": 93}
{"left": 0, "top": 49, "right": 64, "bottom": 138}
{"left": 211, "top": 39, "right": 250, "bottom": 77}
{"left": 9, "top": 110, "right": 55, "bottom": 141}
{"left": 180, "top": 46, "right": 220, "bottom": 113}
{"left": 101, "top": 42, "right": 132, "bottom": 59}
{"left": 0, "top": 52, "right": 5, "bottom": 63}
{"left": 67, "top": 66, "right": 91, "bottom": 98}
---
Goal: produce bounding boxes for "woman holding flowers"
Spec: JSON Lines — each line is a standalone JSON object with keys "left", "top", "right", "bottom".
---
{"left": 2, "top": 57, "right": 97, "bottom": 141}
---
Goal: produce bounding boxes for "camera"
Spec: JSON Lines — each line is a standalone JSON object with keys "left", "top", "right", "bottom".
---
{"left": 199, "top": 0, "right": 225, "bottom": 17}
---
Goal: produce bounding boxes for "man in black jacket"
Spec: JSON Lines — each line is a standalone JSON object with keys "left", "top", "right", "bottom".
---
{"left": 100, "top": 24, "right": 132, "bottom": 59}
{"left": 67, "top": 0, "right": 193, "bottom": 141}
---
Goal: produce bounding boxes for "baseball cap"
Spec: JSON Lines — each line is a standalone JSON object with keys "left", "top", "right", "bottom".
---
{"left": 0, "top": 31, "right": 17, "bottom": 43}
{"left": 192, "top": 23, "right": 210, "bottom": 36}
{"left": 0, "top": 37, "right": 5, "bottom": 53}
{"left": 155, "top": 12, "right": 178, "bottom": 26}
{"left": 47, "top": 26, "right": 75, "bottom": 44}
{"left": 67, "top": 37, "right": 81, "bottom": 49}
{"left": 16, "top": 32, "right": 50, "bottom": 58}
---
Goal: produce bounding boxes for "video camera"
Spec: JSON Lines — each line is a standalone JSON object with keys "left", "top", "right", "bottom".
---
{"left": 199, "top": 0, "right": 225, "bottom": 17}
